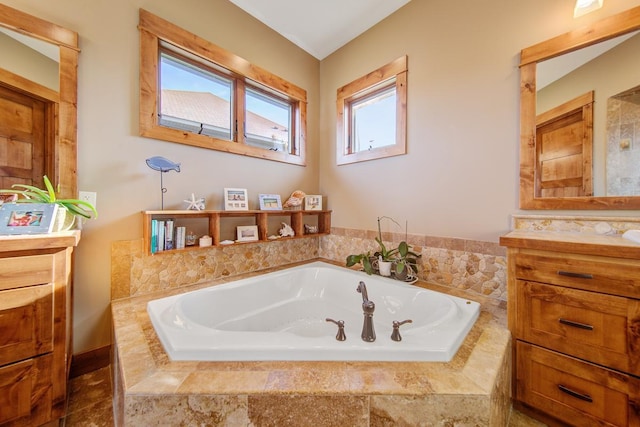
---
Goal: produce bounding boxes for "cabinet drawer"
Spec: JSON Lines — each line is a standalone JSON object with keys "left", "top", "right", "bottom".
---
{"left": 516, "top": 342, "right": 640, "bottom": 426}
{"left": 0, "top": 255, "right": 54, "bottom": 291}
{"left": 517, "top": 280, "right": 640, "bottom": 376}
{"left": 0, "top": 359, "right": 32, "bottom": 424}
{"left": 0, "top": 284, "right": 53, "bottom": 366}
{"left": 514, "top": 251, "right": 640, "bottom": 298}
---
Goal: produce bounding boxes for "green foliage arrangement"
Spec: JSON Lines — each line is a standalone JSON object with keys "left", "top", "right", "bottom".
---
{"left": 346, "top": 216, "right": 421, "bottom": 278}
{"left": 0, "top": 175, "right": 97, "bottom": 219}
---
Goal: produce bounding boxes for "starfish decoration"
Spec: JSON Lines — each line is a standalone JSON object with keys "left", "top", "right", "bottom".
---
{"left": 184, "top": 193, "right": 205, "bottom": 211}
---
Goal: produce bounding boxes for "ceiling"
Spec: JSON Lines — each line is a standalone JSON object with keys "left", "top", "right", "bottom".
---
{"left": 228, "top": 0, "right": 411, "bottom": 59}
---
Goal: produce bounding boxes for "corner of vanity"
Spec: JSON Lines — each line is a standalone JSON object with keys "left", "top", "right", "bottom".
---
{"left": 500, "top": 229, "right": 640, "bottom": 426}
{"left": 0, "top": 231, "right": 80, "bottom": 426}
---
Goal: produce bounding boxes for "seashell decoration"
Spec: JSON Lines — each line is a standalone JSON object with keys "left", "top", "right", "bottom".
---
{"left": 279, "top": 222, "right": 295, "bottom": 237}
{"left": 283, "top": 190, "right": 306, "bottom": 209}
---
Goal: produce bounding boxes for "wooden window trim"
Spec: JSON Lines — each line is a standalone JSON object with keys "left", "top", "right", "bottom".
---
{"left": 138, "top": 9, "right": 307, "bottom": 166}
{"left": 336, "top": 55, "right": 407, "bottom": 165}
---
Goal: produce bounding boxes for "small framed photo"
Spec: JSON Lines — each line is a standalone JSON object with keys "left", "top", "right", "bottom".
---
{"left": 258, "top": 194, "right": 282, "bottom": 211}
{"left": 0, "top": 203, "right": 58, "bottom": 235}
{"left": 304, "top": 195, "right": 322, "bottom": 211}
{"left": 236, "top": 225, "right": 258, "bottom": 242}
{"left": 224, "top": 188, "right": 249, "bottom": 211}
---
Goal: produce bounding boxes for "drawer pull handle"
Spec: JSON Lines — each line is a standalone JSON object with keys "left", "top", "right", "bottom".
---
{"left": 558, "top": 384, "right": 593, "bottom": 403}
{"left": 558, "top": 318, "right": 594, "bottom": 331}
{"left": 557, "top": 270, "right": 593, "bottom": 279}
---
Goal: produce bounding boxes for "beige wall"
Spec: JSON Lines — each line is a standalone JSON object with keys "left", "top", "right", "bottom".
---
{"left": 0, "top": 31, "right": 58, "bottom": 90}
{"left": 319, "top": 0, "right": 640, "bottom": 243}
{"left": 4, "top": 0, "right": 640, "bottom": 353}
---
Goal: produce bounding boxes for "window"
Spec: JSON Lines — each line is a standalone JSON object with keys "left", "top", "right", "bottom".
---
{"left": 139, "top": 9, "right": 307, "bottom": 165}
{"left": 336, "top": 56, "right": 407, "bottom": 165}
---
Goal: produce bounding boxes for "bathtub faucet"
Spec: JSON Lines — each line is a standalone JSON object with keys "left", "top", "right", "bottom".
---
{"left": 356, "top": 281, "right": 376, "bottom": 342}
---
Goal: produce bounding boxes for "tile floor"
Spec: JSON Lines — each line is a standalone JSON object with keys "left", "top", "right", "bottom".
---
{"left": 63, "top": 367, "right": 114, "bottom": 426}
{"left": 62, "top": 366, "right": 546, "bottom": 426}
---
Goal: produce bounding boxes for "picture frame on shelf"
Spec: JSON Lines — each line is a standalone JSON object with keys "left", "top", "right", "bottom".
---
{"left": 0, "top": 203, "right": 58, "bottom": 235}
{"left": 258, "top": 194, "right": 282, "bottom": 210}
{"left": 224, "top": 188, "right": 249, "bottom": 211}
{"left": 304, "top": 195, "right": 322, "bottom": 211}
{"left": 236, "top": 225, "right": 259, "bottom": 242}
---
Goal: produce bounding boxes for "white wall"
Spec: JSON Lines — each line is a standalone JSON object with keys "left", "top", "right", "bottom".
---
{"left": 4, "top": 0, "right": 640, "bottom": 353}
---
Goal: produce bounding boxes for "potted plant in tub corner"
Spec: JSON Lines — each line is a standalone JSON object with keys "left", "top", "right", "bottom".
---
{"left": 346, "top": 216, "right": 421, "bottom": 280}
{"left": 0, "top": 175, "right": 97, "bottom": 230}
{"left": 393, "top": 240, "right": 421, "bottom": 281}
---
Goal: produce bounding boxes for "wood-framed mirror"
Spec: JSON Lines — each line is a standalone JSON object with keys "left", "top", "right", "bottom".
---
{"left": 520, "top": 5, "right": 640, "bottom": 209}
{"left": 0, "top": 4, "right": 78, "bottom": 198}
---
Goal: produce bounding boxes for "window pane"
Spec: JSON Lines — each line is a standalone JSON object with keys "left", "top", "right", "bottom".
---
{"left": 351, "top": 85, "right": 396, "bottom": 152}
{"left": 159, "top": 52, "right": 233, "bottom": 140}
{"left": 245, "top": 86, "right": 291, "bottom": 152}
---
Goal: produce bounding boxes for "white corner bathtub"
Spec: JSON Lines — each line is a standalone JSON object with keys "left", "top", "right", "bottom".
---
{"left": 147, "top": 261, "right": 480, "bottom": 362}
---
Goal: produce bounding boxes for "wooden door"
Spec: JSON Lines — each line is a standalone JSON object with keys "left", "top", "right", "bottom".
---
{"left": 0, "top": 84, "right": 49, "bottom": 189}
{"left": 535, "top": 91, "right": 594, "bottom": 198}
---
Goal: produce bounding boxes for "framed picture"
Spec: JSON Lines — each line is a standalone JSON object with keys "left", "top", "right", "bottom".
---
{"left": 304, "top": 195, "right": 322, "bottom": 211}
{"left": 258, "top": 194, "right": 282, "bottom": 211}
{"left": 0, "top": 203, "right": 58, "bottom": 235}
{"left": 236, "top": 225, "right": 258, "bottom": 242}
{"left": 224, "top": 188, "right": 249, "bottom": 211}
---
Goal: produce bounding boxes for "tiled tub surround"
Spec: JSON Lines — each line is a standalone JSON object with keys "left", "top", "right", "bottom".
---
{"left": 112, "top": 260, "right": 511, "bottom": 426}
{"left": 111, "top": 227, "right": 507, "bottom": 301}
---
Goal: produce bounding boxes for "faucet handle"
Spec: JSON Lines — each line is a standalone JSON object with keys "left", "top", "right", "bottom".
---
{"left": 391, "top": 319, "right": 413, "bottom": 341}
{"left": 326, "top": 318, "right": 346, "bottom": 341}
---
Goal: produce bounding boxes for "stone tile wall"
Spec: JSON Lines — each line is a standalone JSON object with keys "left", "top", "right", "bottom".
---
{"left": 112, "top": 227, "right": 508, "bottom": 301}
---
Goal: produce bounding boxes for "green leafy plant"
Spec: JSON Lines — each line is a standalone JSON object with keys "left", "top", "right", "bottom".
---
{"left": 394, "top": 240, "right": 421, "bottom": 276}
{"left": 0, "top": 175, "right": 97, "bottom": 219}
{"left": 347, "top": 216, "right": 421, "bottom": 276}
{"left": 346, "top": 251, "right": 376, "bottom": 275}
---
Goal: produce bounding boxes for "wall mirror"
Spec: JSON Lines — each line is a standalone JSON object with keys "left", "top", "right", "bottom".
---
{"left": 520, "top": 5, "right": 640, "bottom": 209}
{"left": 0, "top": 4, "right": 78, "bottom": 197}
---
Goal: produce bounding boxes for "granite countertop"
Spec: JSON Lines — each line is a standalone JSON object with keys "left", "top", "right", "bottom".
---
{"left": 500, "top": 230, "right": 640, "bottom": 259}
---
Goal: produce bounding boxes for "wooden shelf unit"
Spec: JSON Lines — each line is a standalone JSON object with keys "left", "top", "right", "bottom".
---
{"left": 143, "top": 209, "right": 331, "bottom": 255}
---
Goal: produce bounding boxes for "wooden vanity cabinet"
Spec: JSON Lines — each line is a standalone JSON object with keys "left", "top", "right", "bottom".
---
{"left": 501, "top": 231, "right": 640, "bottom": 426}
{"left": 0, "top": 232, "right": 79, "bottom": 426}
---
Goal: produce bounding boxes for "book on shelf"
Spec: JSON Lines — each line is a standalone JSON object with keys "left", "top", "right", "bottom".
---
{"left": 157, "top": 220, "right": 165, "bottom": 252}
{"left": 176, "top": 226, "right": 186, "bottom": 249}
{"left": 151, "top": 219, "right": 158, "bottom": 253}
{"left": 165, "top": 220, "right": 174, "bottom": 250}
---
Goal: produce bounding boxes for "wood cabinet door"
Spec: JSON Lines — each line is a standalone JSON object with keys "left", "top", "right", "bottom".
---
{"left": 517, "top": 342, "right": 640, "bottom": 426}
{"left": 0, "top": 84, "right": 48, "bottom": 189}
{"left": 517, "top": 280, "right": 640, "bottom": 376}
{"left": 0, "top": 284, "right": 53, "bottom": 366}
{"left": 535, "top": 91, "right": 594, "bottom": 198}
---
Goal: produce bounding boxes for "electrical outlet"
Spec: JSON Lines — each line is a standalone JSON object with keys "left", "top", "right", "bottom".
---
{"left": 79, "top": 191, "right": 97, "bottom": 209}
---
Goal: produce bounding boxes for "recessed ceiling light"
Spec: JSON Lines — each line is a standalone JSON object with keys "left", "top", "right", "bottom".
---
{"left": 574, "top": 0, "right": 603, "bottom": 18}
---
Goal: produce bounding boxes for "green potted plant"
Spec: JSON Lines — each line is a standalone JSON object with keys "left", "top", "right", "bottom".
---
{"left": 346, "top": 216, "right": 421, "bottom": 280}
{"left": 346, "top": 216, "right": 400, "bottom": 276}
{"left": 393, "top": 240, "right": 421, "bottom": 281}
{"left": 0, "top": 175, "right": 97, "bottom": 229}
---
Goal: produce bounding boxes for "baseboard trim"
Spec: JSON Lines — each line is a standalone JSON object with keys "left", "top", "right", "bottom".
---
{"left": 70, "top": 345, "right": 112, "bottom": 378}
